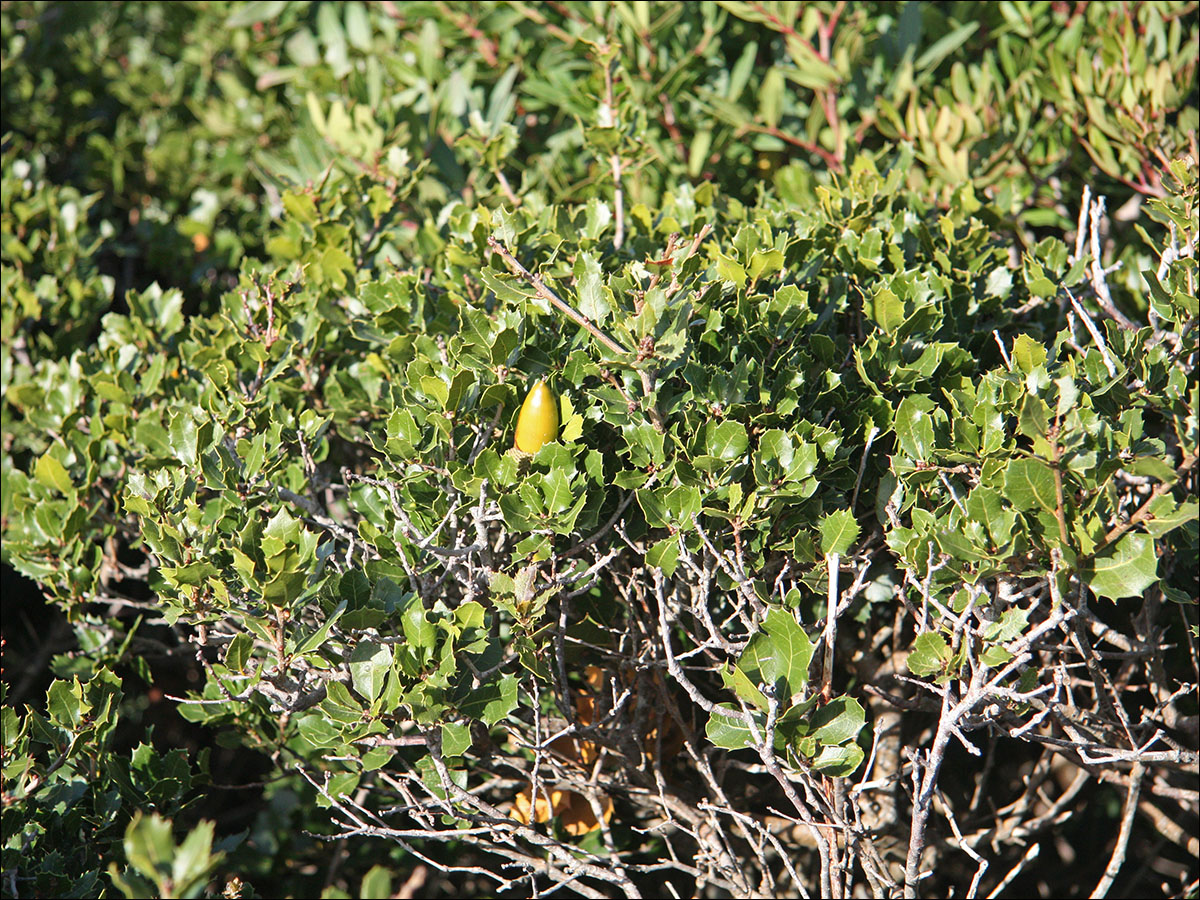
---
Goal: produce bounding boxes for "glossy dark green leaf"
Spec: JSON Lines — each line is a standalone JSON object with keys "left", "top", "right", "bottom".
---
{"left": 1084, "top": 533, "right": 1159, "bottom": 600}
{"left": 737, "top": 608, "right": 815, "bottom": 702}
{"left": 1003, "top": 458, "right": 1058, "bottom": 512}
{"left": 819, "top": 510, "right": 860, "bottom": 557}
{"left": 907, "top": 632, "right": 950, "bottom": 678}
{"left": 809, "top": 696, "right": 866, "bottom": 746}
{"left": 349, "top": 641, "right": 392, "bottom": 704}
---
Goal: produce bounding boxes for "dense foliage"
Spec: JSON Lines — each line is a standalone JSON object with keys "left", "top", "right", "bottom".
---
{"left": 2, "top": 2, "right": 1197, "bottom": 898}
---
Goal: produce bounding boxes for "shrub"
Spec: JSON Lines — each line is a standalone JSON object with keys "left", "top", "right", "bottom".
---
{"left": 3, "top": 2, "right": 1197, "bottom": 898}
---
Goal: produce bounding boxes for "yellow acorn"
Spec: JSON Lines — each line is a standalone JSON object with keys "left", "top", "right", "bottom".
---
{"left": 514, "top": 380, "right": 559, "bottom": 453}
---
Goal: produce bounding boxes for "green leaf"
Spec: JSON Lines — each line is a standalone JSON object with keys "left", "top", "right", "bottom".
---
{"left": 737, "top": 608, "right": 815, "bottom": 701}
{"left": 806, "top": 741, "right": 865, "bottom": 777}
{"left": 344, "top": 2, "right": 372, "bottom": 51}
{"left": 979, "top": 644, "right": 1014, "bottom": 667}
{"left": 339, "top": 570, "right": 372, "bottom": 606}
{"left": 637, "top": 485, "right": 700, "bottom": 528}
{"left": 871, "top": 285, "right": 905, "bottom": 334}
{"left": 297, "top": 712, "right": 342, "bottom": 748}
{"left": 819, "top": 509, "right": 860, "bottom": 556}
{"left": 1085, "top": 533, "right": 1159, "bottom": 601}
{"left": 294, "top": 600, "right": 348, "bottom": 657}
{"left": 895, "top": 396, "right": 936, "bottom": 461}
{"left": 1011, "top": 334, "right": 1046, "bottom": 373}
{"left": 809, "top": 696, "right": 865, "bottom": 746}
{"left": 349, "top": 641, "right": 393, "bottom": 703}
{"left": 121, "top": 811, "right": 176, "bottom": 885}
{"left": 171, "top": 820, "right": 222, "bottom": 899}
{"left": 169, "top": 410, "right": 201, "bottom": 467}
{"left": 224, "top": 633, "right": 254, "bottom": 672}
{"left": 575, "top": 251, "right": 610, "bottom": 322}
{"left": 541, "top": 467, "right": 574, "bottom": 514}
{"left": 914, "top": 21, "right": 979, "bottom": 72}
{"left": 34, "top": 452, "right": 74, "bottom": 494}
{"left": 1018, "top": 394, "right": 1050, "bottom": 439}
{"left": 1003, "top": 458, "right": 1058, "bottom": 512}
{"left": 225, "top": 0, "right": 287, "bottom": 27}
{"left": 688, "top": 128, "right": 713, "bottom": 179}
{"left": 324, "top": 772, "right": 361, "bottom": 807}
{"left": 360, "top": 865, "right": 393, "bottom": 900}
{"left": 907, "top": 632, "right": 950, "bottom": 678}
{"left": 400, "top": 595, "right": 437, "bottom": 652}
{"left": 705, "top": 703, "right": 764, "bottom": 750}
{"left": 706, "top": 421, "right": 749, "bottom": 460}
{"left": 760, "top": 66, "right": 785, "bottom": 128}
{"left": 47, "top": 678, "right": 83, "bottom": 729}
{"left": 1126, "top": 456, "right": 1180, "bottom": 484}
{"left": 161, "top": 561, "right": 220, "bottom": 588}
{"left": 1143, "top": 497, "right": 1198, "bottom": 539}
{"left": 721, "top": 661, "right": 768, "bottom": 711}
{"left": 715, "top": 253, "right": 747, "bottom": 289}
{"left": 456, "top": 672, "right": 517, "bottom": 726}
{"left": 645, "top": 537, "right": 680, "bottom": 575}
{"left": 749, "top": 248, "right": 784, "bottom": 282}
{"left": 323, "top": 679, "right": 364, "bottom": 724}
{"left": 440, "top": 722, "right": 471, "bottom": 758}
{"left": 983, "top": 606, "right": 1030, "bottom": 643}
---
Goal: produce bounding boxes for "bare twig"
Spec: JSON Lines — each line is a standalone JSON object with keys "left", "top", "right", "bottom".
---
{"left": 1067, "top": 287, "right": 1119, "bottom": 378}
{"left": 1089, "top": 761, "right": 1144, "bottom": 898}
{"left": 1087, "top": 195, "right": 1139, "bottom": 331}
{"left": 987, "top": 843, "right": 1040, "bottom": 899}
{"left": 487, "top": 235, "right": 629, "bottom": 358}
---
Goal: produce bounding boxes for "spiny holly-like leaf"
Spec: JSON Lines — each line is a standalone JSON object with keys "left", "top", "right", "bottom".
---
{"left": 983, "top": 606, "right": 1030, "bottom": 643}
{"left": 440, "top": 722, "right": 471, "bottom": 758}
{"left": 895, "top": 396, "right": 937, "bottom": 461}
{"left": 737, "top": 608, "right": 815, "bottom": 702}
{"left": 707, "top": 420, "right": 749, "bottom": 460}
{"left": 705, "top": 703, "right": 766, "bottom": 750}
{"left": 819, "top": 509, "right": 860, "bottom": 556}
{"left": 1003, "top": 458, "right": 1058, "bottom": 512}
{"left": 1084, "top": 533, "right": 1159, "bottom": 600}
{"left": 907, "top": 632, "right": 951, "bottom": 678}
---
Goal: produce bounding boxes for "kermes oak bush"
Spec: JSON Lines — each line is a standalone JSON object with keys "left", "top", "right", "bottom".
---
{"left": 2, "top": 3, "right": 1197, "bottom": 898}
